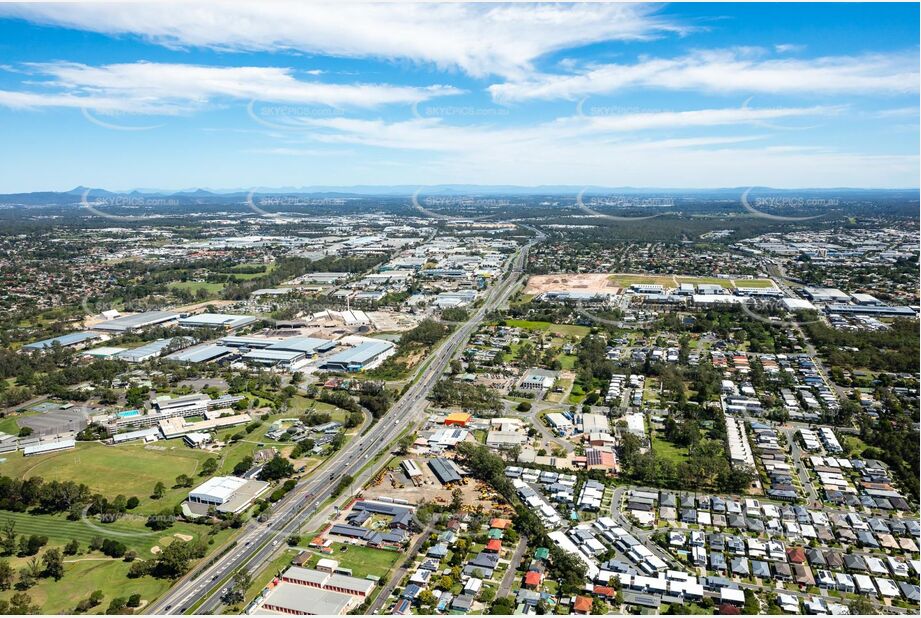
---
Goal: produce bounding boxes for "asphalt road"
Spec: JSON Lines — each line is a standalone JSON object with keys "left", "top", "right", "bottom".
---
{"left": 147, "top": 227, "right": 544, "bottom": 615}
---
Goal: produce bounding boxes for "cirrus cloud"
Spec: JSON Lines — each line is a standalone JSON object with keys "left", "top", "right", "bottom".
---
{"left": 0, "top": 61, "right": 461, "bottom": 114}
{"left": 489, "top": 49, "right": 920, "bottom": 102}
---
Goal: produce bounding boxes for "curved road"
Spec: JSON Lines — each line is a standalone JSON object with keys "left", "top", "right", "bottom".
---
{"left": 147, "top": 226, "right": 544, "bottom": 615}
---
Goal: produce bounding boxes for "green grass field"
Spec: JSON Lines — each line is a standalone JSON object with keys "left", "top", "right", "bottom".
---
{"left": 0, "top": 557, "right": 173, "bottom": 614}
{"left": 167, "top": 280, "right": 226, "bottom": 295}
{"left": 608, "top": 273, "right": 675, "bottom": 289}
{"left": 650, "top": 429, "right": 690, "bottom": 465}
{"left": 302, "top": 543, "right": 400, "bottom": 579}
{"left": 503, "top": 319, "right": 589, "bottom": 338}
{"left": 0, "top": 442, "right": 212, "bottom": 512}
{"left": 556, "top": 354, "right": 577, "bottom": 370}
{"left": 0, "top": 416, "right": 20, "bottom": 435}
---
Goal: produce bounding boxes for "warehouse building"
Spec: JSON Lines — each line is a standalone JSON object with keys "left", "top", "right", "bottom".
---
{"left": 219, "top": 335, "right": 275, "bottom": 349}
{"left": 164, "top": 343, "right": 236, "bottom": 364}
{"left": 242, "top": 348, "right": 307, "bottom": 370}
{"left": 801, "top": 287, "right": 850, "bottom": 303}
{"left": 268, "top": 336, "right": 337, "bottom": 355}
{"left": 321, "top": 340, "right": 394, "bottom": 372}
{"left": 825, "top": 304, "right": 916, "bottom": 317}
{"left": 259, "top": 582, "right": 354, "bottom": 615}
{"left": 116, "top": 337, "right": 190, "bottom": 363}
{"left": 177, "top": 313, "right": 257, "bottom": 330}
{"left": 23, "top": 331, "right": 101, "bottom": 351}
{"left": 91, "top": 311, "right": 179, "bottom": 332}
{"left": 428, "top": 458, "right": 463, "bottom": 485}
{"left": 187, "top": 475, "right": 269, "bottom": 514}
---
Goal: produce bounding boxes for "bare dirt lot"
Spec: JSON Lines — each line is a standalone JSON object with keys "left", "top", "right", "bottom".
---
{"left": 525, "top": 273, "right": 621, "bottom": 295}
{"left": 364, "top": 457, "right": 513, "bottom": 515}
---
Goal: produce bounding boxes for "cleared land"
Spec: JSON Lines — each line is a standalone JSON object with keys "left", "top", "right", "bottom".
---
{"left": 524, "top": 273, "right": 621, "bottom": 295}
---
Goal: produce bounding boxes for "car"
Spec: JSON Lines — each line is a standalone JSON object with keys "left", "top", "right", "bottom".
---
{"left": 272, "top": 540, "right": 279, "bottom": 546}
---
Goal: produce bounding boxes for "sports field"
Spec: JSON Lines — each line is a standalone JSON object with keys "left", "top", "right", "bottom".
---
{"left": 0, "top": 441, "right": 212, "bottom": 511}
{"left": 503, "top": 319, "right": 590, "bottom": 337}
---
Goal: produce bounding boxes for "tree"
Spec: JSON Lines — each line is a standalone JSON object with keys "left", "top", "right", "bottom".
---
{"left": 42, "top": 548, "right": 64, "bottom": 581}
{"left": 126, "top": 496, "right": 140, "bottom": 510}
{"left": 174, "top": 474, "right": 194, "bottom": 488}
{"left": 201, "top": 458, "right": 219, "bottom": 476}
{"left": 106, "top": 597, "right": 128, "bottom": 614}
{"left": 333, "top": 475, "right": 354, "bottom": 497}
{"left": 63, "top": 539, "right": 80, "bottom": 556}
{"left": 397, "top": 433, "right": 415, "bottom": 454}
{"left": 0, "top": 559, "right": 14, "bottom": 590}
{"left": 127, "top": 561, "right": 151, "bottom": 579}
{"left": 233, "top": 456, "right": 254, "bottom": 476}
{"left": 127, "top": 594, "right": 142, "bottom": 608}
{"left": 417, "top": 588, "right": 437, "bottom": 608}
{"left": 260, "top": 455, "right": 294, "bottom": 481}
{"left": 152, "top": 482, "right": 166, "bottom": 499}
{"left": 8, "top": 591, "right": 38, "bottom": 614}
{"left": 437, "top": 575, "right": 454, "bottom": 590}
{"left": 450, "top": 488, "right": 463, "bottom": 512}
{"left": 0, "top": 520, "right": 16, "bottom": 556}
{"left": 146, "top": 509, "right": 175, "bottom": 532}
{"left": 18, "top": 535, "right": 48, "bottom": 557}
{"left": 848, "top": 596, "right": 875, "bottom": 616}
{"left": 223, "top": 569, "right": 252, "bottom": 605}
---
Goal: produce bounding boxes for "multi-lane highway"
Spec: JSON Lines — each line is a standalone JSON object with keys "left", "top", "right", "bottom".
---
{"left": 148, "top": 226, "right": 543, "bottom": 615}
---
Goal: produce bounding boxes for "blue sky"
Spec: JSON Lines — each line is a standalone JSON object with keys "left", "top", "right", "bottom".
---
{"left": 0, "top": 2, "right": 917, "bottom": 192}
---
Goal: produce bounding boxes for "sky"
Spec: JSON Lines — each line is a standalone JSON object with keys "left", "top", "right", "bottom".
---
{"left": 0, "top": 1, "right": 918, "bottom": 192}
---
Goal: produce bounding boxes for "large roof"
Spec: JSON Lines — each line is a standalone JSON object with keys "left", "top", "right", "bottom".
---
{"left": 23, "top": 331, "right": 99, "bottom": 350}
{"left": 164, "top": 344, "right": 235, "bottom": 363}
{"left": 322, "top": 340, "right": 394, "bottom": 368}
{"left": 116, "top": 338, "right": 187, "bottom": 362}
{"left": 267, "top": 336, "right": 336, "bottom": 354}
{"left": 177, "top": 313, "right": 256, "bottom": 329}
{"left": 243, "top": 348, "right": 305, "bottom": 363}
{"left": 189, "top": 476, "right": 248, "bottom": 502}
{"left": 261, "top": 582, "right": 352, "bottom": 615}
{"left": 92, "top": 311, "right": 179, "bottom": 332}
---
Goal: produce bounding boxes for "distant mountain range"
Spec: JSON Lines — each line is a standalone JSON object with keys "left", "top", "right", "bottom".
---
{"left": 1, "top": 184, "right": 918, "bottom": 200}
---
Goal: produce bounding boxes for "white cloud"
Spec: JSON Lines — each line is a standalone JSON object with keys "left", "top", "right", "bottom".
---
{"left": 0, "top": 2, "right": 687, "bottom": 78}
{"left": 282, "top": 104, "right": 833, "bottom": 153}
{"left": 0, "top": 61, "right": 460, "bottom": 113}
{"left": 236, "top": 104, "right": 919, "bottom": 187}
{"left": 490, "top": 49, "right": 919, "bottom": 102}
{"left": 774, "top": 43, "right": 806, "bottom": 54}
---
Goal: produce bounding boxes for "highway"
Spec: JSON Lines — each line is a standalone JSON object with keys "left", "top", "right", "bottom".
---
{"left": 147, "top": 226, "right": 543, "bottom": 615}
